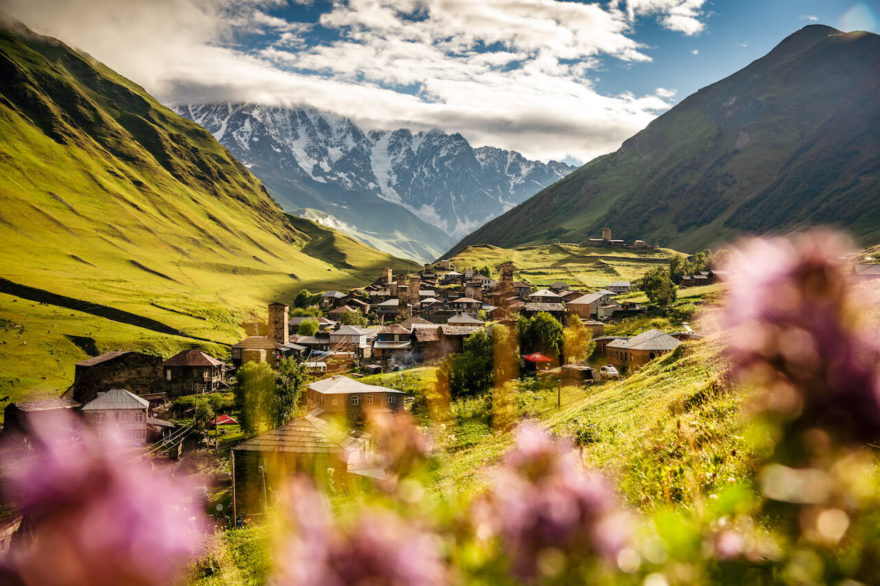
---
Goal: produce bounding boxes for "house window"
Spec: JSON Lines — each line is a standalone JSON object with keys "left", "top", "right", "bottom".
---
{"left": 165, "top": 369, "right": 172, "bottom": 381}
{"left": 351, "top": 395, "right": 359, "bottom": 406}
{"left": 367, "top": 395, "right": 374, "bottom": 405}
{"left": 332, "top": 397, "right": 340, "bottom": 407}
{"left": 95, "top": 413, "right": 105, "bottom": 424}
{"left": 388, "top": 395, "right": 395, "bottom": 405}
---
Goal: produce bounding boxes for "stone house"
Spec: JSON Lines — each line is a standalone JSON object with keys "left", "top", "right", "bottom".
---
{"left": 607, "top": 281, "right": 632, "bottom": 294}
{"left": 305, "top": 375, "right": 404, "bottom": 424}
{"left": 231, "top": 336, "right": 282, "bottom": 368}
{"left": 231, "top": 414, "right": 374, "bottom": 517}
{"left": 372, "top": 323, "right": 413, "bottom": 364}
{"left": 2, "top": 398, "right": 81, "bottom": 437}
{"left": 522, "top": 303, "right": 567, "bottom": 324}
{"left": 567, "top": 291, "right": 616, "bottom": 319}
{"left": 529, "top": 289, "right": 562, "bottom": 303}
{"left": 81, "top": 388, "right": 150, "bottom": 444}
{"left": 606, "top": 330, "right": 681, "bottom": 370}
{"left": 162, "top": 349, "right": 225, "bottom": 396}
{"left": 70, "top": 351, "right": 163, "bottom": 405}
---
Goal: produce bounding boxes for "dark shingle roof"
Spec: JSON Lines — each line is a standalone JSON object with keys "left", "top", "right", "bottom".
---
{"left": 440, "top": 325, "right": 483, "bottom": 336}
{"left": 523, "top": 302, "right": 565, "bottom": 312}
{"left": 233, "top": 414, "right": 358, "bottom": 455}
{"left": 76, "top": 351, "right": 131, "bottom": 367}
{"left": 163, "top": 349, "right": 224, "bottom": 367}
{"left": 10, "top": 397, "right": 81, "bottom": 412}
{"left": 232, "top": 336, "right": 280, "bottom": 349}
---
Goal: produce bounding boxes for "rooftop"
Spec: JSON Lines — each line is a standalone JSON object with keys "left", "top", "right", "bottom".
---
{"left": 607, "top": 329, "right": 682, "bottom": 352}
{"left": 81, "top": 389, "right": 149, "bottom": 411}
{"left": 233, "top": 414, "right": 363, "bottom": 455}
{"left": 163, "top": 349, "right": 224, "bottom": 367}
{"left": 9, "top": 397, "right": 81, "bottom": 413}
{"left": 76, "top": 350, "right": 132, "bottom": 367}
{"left": 309, "top": 375, "right": 403, "bottom": 395}
{"left": 232, "top": 336, "right": 280, "bottom": 349}
{"left": 523, "top": 302, "right": 566, "bottom": 312}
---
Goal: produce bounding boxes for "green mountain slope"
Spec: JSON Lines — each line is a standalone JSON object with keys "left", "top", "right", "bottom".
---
{"left": 0, "top": 20, "right": 416, "bottom": 403}
{"left": 449, "top": 25, "right": 880, "bottom": 255}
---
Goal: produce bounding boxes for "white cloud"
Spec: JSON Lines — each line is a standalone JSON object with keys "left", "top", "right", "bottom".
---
{"left": 622, "top": 0, "right": 708, "bottom": 35}
{"left": 691, "top": 49, "right": 699, "bottom": 55}
{"left": 803, "top": 14, "right": 819, "bottom": 22}
{"left": 0, "top": 0, "right": 708, "bottom": 163}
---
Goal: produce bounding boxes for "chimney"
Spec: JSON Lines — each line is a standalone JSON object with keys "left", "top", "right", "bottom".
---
{"left": 268, "top": 302, "right": 289, "bottom": 346}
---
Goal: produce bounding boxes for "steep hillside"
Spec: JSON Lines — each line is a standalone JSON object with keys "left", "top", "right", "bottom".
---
{"left": 449, "top": 26, "right": 880, "bottom": 255}
{"left": 176, "top": 104, "right": 573, "bottom": 261}
{"left": 0, "top": 20, "right": 416, "bottom": 403}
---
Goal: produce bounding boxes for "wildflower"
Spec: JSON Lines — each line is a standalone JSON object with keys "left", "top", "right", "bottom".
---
{"left": 473, "top": 422, "right": 629, "bottom": 580}
{"left": 276, "top": 479, "right": 448, "bottom": 586}
{"left": 0, "top": 412, "right": 208, "bottom": 586}
{"left": 717, "top": 230, "right": 880, "bottom": 443}
{"left": 366, "top": 411, "right": 432, "bottom": 482}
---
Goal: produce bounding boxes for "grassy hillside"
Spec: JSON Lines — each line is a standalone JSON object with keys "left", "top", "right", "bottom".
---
{"left": 449, "top": 26, "right": 880, "bottom": 256}
{"left": 0, "top": 21, "right": 417, "bottom": 404}
{"left": 447, "top": 242, "right": 678, "bottom": 288}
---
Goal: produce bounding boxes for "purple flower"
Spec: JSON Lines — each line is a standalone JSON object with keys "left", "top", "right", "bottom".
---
{"left": 473, "top": 423, "right": 629, "bottom": 580}
{"left": 717, "top": 230, "right": 880, "bottom": 442}
{"left": 276, "top": 479, "right": 448, "bottom": 586}
{"left": 365, "top": 411, "right": 432, "bottom": 483}
{"left": 1, "top": 411, "right": 208, "bottom": 586}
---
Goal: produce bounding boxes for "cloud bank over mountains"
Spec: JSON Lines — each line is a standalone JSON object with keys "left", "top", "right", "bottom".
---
{"left": 1, "top": 0, "right": 710, "bottom": 162}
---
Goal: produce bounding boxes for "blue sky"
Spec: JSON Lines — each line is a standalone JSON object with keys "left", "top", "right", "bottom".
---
{"left": 5, "top": 0, "right": 879, "bottom": 164}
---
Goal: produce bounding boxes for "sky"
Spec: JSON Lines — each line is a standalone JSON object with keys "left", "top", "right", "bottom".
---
{"left": 2, "top": 0, "right": 878, "bottom": 165}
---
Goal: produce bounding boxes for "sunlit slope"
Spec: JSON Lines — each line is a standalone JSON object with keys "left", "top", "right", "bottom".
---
{"left": 447, "top": 242, "right": 677, "bottom": 288}
{"left": 449, "top": 26, "right": 880, "bottom": 255}
{"left": 0, "top": 21, "right": 416, "bottom": 402}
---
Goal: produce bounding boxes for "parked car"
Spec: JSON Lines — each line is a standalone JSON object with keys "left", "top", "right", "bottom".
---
{"left": 598, "top": 365, "right": 620, "bottom": 380}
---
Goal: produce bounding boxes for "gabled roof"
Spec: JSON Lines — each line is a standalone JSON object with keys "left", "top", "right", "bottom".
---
{"left": 373, "top": 340, "right": 413, "bottom": 350}
{"left": 451, "top": 297, "right": 480, "bottom": 304}
{"left": 608, "top": 281, "right": 631, "bottom": 287}
{"left": 163, "top": 349, "right": 224, "bottom": 367}
{"left": 606, "top": 329, "right": 681, "bottom": 352}
{"left": 232, "top": 336, "right": 280, "bottom": 349}
{"left": 529, "top": 289, "right": 561, "bottom": 298}
{"left": 447, "top": 313, "right": 484, "bottom": 325}
{"left": 308, "top": 375, "right": 403, "bottom": 395}
{"left": 10, "top": 397, "right": 81, "bottom": 413}
{"left": 81, "top": 389, "right": 149, "bottom": 411}
{"left": 322, "top": 290, "right": 346, "bottom": 298}
{"left": 328, "top": 305, "right": 356, "bottom": 314}
{"left": 377, "top": 298, "right": 400, "bottom": 307}
{"left": 550, "top": 281, "right": 570, "bottom": 289}
{"left": 233, "top": 414, "right": 361, "bottom": 455}
{"left": 76, "top": 351, "right": 132, "bottom": 367}
{"left": 400, "top": 317, "right": 435, "bottom": 329}
{"left": 333, "top": 325, "right": 369, "bottom": 335}
{"left": 440, "top": 325, "right": 483, "bottom": 336}
{"left": 523, "top": 302, "right": 566, "bottom": 312}
{"left": 568, "top": 292, "right": 608, "bottom": 305}
{"left": 854, "top": 263, "right": 880, "bottom": 275}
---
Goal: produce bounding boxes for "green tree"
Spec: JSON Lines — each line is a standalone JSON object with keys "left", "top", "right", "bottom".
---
{"left": 274, "top": 358, "right": 308, "bottom": 426}
{"left": 291, "top": 306, "right": 322, "bottom": 317}
{"left": 233, "top": 361, "right": 276, "bottom": 434}
{"left": 294, "top": 289, "right": 319, "bottom": 308}
{"left": 193, "top": 400, "right": 215, "bottom": 431}
{"left": 563, "top": 317, "right": 594, "bottom": 364}
{"left": 338, "top": 309, "right": 368, "bottom": 327}
{"left": 669, "top": 255, "right": 687, "bottom": 284}
{"left": 642, "top": 266, "right": 677, "bottom": 308}
{"left": 440, "top": 330, "right": 495, "bottom": 399}
{"left": 518, "top": 312, "right": 563, "bottom": 358}
{"left": 297, "top": 318, "right": 319, "bottom": 336}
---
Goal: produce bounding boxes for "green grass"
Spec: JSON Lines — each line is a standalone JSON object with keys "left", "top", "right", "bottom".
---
{"left": 447, "top": 243, "right": 678, "bottom": 289}
{"left": 0, "top": 26, "right": 417, "bottom": 407}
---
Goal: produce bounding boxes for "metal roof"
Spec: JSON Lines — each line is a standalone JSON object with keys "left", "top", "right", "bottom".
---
{"left": 447, "top": 313, "right": 483, "bottom": 324}
{"left": 81, "top": 389, "right": 149, "bottom": 411}
{"left": 606, "top": 329, "right": 681, "bottom": 352}
{"left": 529, "top": 289, "right": 561, "bottom": 298}
{"left": 308, "top": 375, "right": 403, "bottom": 395}
{"left": 373, "top": 340, "right": 413, "bottom": 350}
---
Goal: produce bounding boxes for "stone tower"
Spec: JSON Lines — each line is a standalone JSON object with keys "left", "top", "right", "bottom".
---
{"left": 602, "top": 226, "right": 612, "bottom": 241}
{"left": 382, "top": 267, "right": 393, "bottom": 285}
{"left": 498, "top": 261, "right": 514, "bottom": 293}
{"left": 268, "top": 302, "right": 289, "bottom": 346}
{"left": 409, "top": 276, "right": 421, "bottom": 308}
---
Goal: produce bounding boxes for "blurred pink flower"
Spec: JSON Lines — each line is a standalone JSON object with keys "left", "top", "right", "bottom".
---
{"left": 366, "top": 411, "right": 432, "bottom": 482}
{"left": 717, "top": 229, "right": 880, "bottom": 441}
{"left": 277, "top": 478, "right": 448, "bottom": 586}
{"left": 473, "top": 422, "right": 629, "bottom": 580}
{"left": 0, "top": 411, "right": 208, "bottom": 586}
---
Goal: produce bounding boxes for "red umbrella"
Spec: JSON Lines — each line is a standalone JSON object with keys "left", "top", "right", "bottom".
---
{"left": 210, "top": 414, "right": 238, "bottom": 426}
{"left": 522, "top": 352, "right": 553, "bottom": 363}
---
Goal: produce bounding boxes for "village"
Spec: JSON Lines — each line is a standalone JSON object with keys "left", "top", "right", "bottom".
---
{"left": 0, "top": 232, "right": 719, "bottom": 524}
